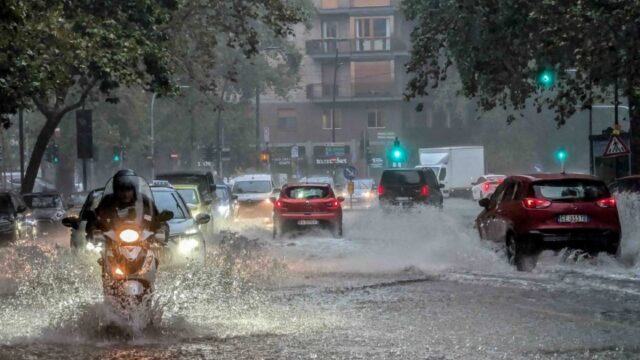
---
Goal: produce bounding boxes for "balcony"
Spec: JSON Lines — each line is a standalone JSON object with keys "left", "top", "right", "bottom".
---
{"left": 306, "top": 82, "right": 401, "bottom": 101}
{"left": 314, "top": 0, "right": 400, "bottom": 14}
{"left": 306, "top": 37, "right": 408, "bottom": 57}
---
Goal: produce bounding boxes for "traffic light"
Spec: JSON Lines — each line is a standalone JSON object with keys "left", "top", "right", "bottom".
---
{"left": 537, "top": 69, "right": 556, "bottom": 88}
{"left": 259, "top": 151, "right": 270, "bottom": 163}
{"left": 389, "top": 137, "right": 406, "bottom": 166}
{"left": 51, "top": 144, "right": 60, "bottom": 164}
{"left": 112, "top": 145, "right": 123, "bottom": 162}
{"left": 555, "top": 147, "right": 567, "bottom": 162}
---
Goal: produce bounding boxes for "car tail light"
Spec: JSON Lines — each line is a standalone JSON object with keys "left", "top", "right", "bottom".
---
{"left": 420, "top": 185, "right": 429, "bottom": 197}
{"left": 274, "top": 200, "right": 284, "bottom": 209}
{"left": 482, "top": 182, "right": 490, "bottom": 192}
{"left": 327, "top": 199, "right": 340, "bottom": 208}
{"left": 596, "top": 197, "right": 617, "bottom": 208}
{"left": 378, "top": 185, "right": 384, "bottom": 196}
{"left": 522, "top": 197, "right": 551, "bottom": 209}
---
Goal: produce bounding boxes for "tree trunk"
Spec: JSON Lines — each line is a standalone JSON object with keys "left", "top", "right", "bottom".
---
{"left": 22, "top": 113, "right": 64, "bottom": 193}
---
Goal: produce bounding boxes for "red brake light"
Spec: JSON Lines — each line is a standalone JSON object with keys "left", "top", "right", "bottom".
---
{"left": 327, "top": 199, "right": 340, "bottom": 208}
{"left": 420, "top": 185, "right": 429, "bottom": 197}
{"left": 275, "top": 200, "right": 283, "bottom": 209}
{"left": 522, "top": 197, "right": 551, "bottom": 209}
{"left": 482, "top": 182, "right": 490, "bottom": 192}
{"left": 596, "top": 197, "right": 616, "bottom": 208}
{"left": 378, "top": 185, "right": 384, "bottom": 196}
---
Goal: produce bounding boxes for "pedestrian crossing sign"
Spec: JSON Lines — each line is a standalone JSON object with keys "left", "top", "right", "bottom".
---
{"left": 602, "top": 134, "right": 630, "bottom": 158}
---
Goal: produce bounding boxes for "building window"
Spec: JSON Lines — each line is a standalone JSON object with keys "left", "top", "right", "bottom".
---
{"left": 278, "top": 109, "right": 297, "bottom": 131}
{"left": 354, "top": 17, "right": 391, "bottom": 51}
{"left": 352, "top": 61, "right": 394, "bottom": 96}
{"left": 322, "top": 110, "right": 342, "bottom": 130}
{"left": 367, "top": 109, "right": 384, "bottom": 128}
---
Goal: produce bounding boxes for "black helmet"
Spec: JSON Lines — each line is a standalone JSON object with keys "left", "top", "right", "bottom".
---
{"left": 113, "top": 169, "right": 138, "bottom": 193}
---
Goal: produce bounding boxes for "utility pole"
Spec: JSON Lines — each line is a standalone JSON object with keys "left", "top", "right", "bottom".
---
{"left": 588, "top": 106, "right": 593, "bottom": 175}
{"left": 255, "top": 86, "right": 261, "bottom": 167}
{"left": 19, "top": 110, "right": 24, "bottom": 186}
{"left": 215, "top": 80, "right": 228, "bottom": 178}
{"left": 331, "top": 47, "right": 338, "bottom": 143}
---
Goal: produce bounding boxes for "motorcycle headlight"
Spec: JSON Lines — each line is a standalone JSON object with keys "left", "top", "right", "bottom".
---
{"left": 119, "top": 229, "right": 139, "bottom": 243}
{"left": 178, "top": 237, "right": 199, "bottom": 254}
{"left": 113, "top": 266, "right": 126, "bottom": 277}
{"left": 85, "top": 241, "right": 103, "bottom": 253}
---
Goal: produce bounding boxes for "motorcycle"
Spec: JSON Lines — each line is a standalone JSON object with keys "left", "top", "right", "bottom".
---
{"left": 87, "top": 174, "right": 173, "bottom": 323}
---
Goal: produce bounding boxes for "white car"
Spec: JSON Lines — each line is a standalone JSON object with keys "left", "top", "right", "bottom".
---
{"left": 230, "top": 174, "right": 275, "bottom": 219}
{"left": 471, "top": 175, "right": 506, "bottom": 201}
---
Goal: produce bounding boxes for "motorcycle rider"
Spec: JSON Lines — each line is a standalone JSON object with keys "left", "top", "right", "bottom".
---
{"left": 86, "top": 169, "right": 162, "bottom": 237}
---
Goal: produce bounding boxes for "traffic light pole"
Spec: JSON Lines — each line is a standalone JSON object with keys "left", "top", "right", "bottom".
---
{"left": 18, "top": 110, "right": 24, "bottom": 186}
{"left": 331, "top": 48, "right": 338, "bottom": 143}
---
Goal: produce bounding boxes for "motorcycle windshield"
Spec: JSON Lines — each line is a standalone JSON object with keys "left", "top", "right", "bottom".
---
{"left": 99, "top": 174, "right": 154, "bottom": 230}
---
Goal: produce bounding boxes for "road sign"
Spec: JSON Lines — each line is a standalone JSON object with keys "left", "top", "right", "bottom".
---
{"left": 377, "top": 132, "right": 396, "bottom": 140}
{"left": 291, "top": 145, "right": 299, "bottom": 159}
{"left": 603, "top": 134, "right": 630, "bottom": 158}
{"left": 347, "top": 180, "right": 354, "bottom": 195}
{"left": 343, "top": 165, "right": 357, "bottom": 180}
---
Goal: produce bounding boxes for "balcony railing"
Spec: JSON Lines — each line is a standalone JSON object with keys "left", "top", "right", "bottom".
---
{"left": 306, "top": 37, "right": 407, "bottom": 56}
{"left": 315, "top": 0, "right": 399, "bottom": 10}
{"left": 306, "top": 82, "right": 400, "bottom": 100}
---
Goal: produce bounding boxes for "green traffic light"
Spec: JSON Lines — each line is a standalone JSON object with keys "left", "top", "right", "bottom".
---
{"left": 393, "top": 149, "right": 402, "bottom": 159}
{"left": 113, "top": 154, "right": 120, "bottom": 162}
{"left": 538, "top": 70, "right": 555, "bottom": 88}
{"left": 555, "top": 148, "right": 567, "bottom": 161}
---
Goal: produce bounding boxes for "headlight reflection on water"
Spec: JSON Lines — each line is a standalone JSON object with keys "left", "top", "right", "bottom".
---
{"left": 178, "top": 238, "right": 199, "bottom": 254}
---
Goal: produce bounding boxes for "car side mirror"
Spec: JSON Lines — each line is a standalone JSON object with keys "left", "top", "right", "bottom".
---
{"left": 16, "top": 205, "right": 27, "bottom": 213}
{"left": 269, "top": 195, "right": 278, "bottom": 203}
{"left": 479, "top": 198, "right": 490, "bottom": 208}
{"left": 439, "top": 184, "right": 445, "bottom": 189}
{"left": 158, "top": 210, "right": 174, "bottom": 222}
{"left": 195, "top": 213, "right": 211, "bottom": 225}
{"left": 337, "top": 196, "right": 345, "bottom": 202}
{"left": 62, "top": 216, "right": 80, "bottom": 230}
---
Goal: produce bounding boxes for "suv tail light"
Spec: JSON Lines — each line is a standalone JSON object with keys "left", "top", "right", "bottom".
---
{"left": 378, "top": 185, "right": 384, "bottom": 196}
{"left": 274, "top": 200, "right": 284, "bottom": 209}
{"left": 327, "top": 199, "right": 340, "bottom": 209}
{"left": 596, "top": 197, "right": 617, "bottom": 208}
{"left": 522, "top": 197, "right": 551, "bottom": 209}
{"left": 420, "top": 185, "right": 429, "bottom": 197}
{"left": 482, "top": 182, "right": 490, "bottom": 192}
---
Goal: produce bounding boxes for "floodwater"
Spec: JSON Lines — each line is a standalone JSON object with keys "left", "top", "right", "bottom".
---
{"left": 1, "top": 198, "right": 639, "bottom": 359}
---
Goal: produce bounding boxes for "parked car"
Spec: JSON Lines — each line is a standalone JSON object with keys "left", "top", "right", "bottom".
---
{"left": 475, "top": 174, "right": 621, "bottom": 271}
{"left": 471, "top": 175, "right": 506, "bottom": 200}
{"left": 155, "top": 171, "right": 216, "bottom": 201}
{"left": 231, "top": 174, "right": 276, "bottom": 219}
{"left": 378, "top": 168, "right": 444, "bottom": 208}
{"left": 22, "top": 192, "right": 68, "bottom": 238}
{"left": 272, "top": 183, "right": 344, "bottom": 238}
{"left": 214, "top": 184, "right": 238, "bottom": 220}
{"left": 151, "top": 185, "right": 211, "bottom": 264}
{"left": 0, "top": 191, "right": 36, "bottom": 244}
{"left": 62, "top": 188, "right": 104, "bottom": 249}
{"left": 174, "top": 184, "right": 215, "bottom": 235}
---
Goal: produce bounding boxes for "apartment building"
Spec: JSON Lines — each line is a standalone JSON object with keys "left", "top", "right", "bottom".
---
{"left": 260, "top": 0, "right": 463, "bottom": 178}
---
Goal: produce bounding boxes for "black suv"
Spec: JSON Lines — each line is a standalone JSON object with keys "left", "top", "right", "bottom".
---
{"left": 378, "top": 168, "right": 444, "bottom": 208}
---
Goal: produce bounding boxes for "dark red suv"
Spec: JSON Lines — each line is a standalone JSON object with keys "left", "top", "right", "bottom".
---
{"left": 475, "top": 174, "right": 621, "bottom": 271}
{"left": 272, "top": 183, "right": 344, "bottom": 238}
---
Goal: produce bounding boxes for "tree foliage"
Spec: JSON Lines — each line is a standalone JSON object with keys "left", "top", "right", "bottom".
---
{"left": 403, "top": 0, "right": 640, "bottom": 124}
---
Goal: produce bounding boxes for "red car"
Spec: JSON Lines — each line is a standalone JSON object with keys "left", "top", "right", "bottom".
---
{"left": 475, "top": 174, "right": 621, "bottom": 271}
{"left": 272, "top": 183, "right": 344, "bottom": 238}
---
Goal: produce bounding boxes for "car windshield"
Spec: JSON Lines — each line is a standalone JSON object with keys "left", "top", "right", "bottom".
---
{"left": 533, "top": 180, "right": 609, "bottom": 202}
{"left": 215, "top": 188, "right": 229, "bottom": 200}
{"left": 382, "top": 171, "right": 423, "bottom": 185}
{"left": 285, "top": 186, "right": 329, "bottom": 199}
{"left": 153, "top": 190, "right": 189, "bottom": 219}
{"left": 23, "top": 195, "right": 62, "bottom": 209}
{"left": 233, "top": 180, "right": 271, "bottom": 194}
{"left": 176, "top": 189, "right": 199, "bottom": 205}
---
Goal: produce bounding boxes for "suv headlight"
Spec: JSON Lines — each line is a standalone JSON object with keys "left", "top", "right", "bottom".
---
{"left": 178, "top": 237, "right": 200, "bottom": 254}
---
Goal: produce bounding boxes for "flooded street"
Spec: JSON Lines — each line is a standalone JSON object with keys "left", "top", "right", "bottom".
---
{"left": 1, "top": 199, "right": 640, "bottom": 359}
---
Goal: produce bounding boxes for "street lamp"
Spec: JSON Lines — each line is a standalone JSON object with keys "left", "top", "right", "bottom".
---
{"left": 150, "top": 85, "right": 190, "bottom": 178}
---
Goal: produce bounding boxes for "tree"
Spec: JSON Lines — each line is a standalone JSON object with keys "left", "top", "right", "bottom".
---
{"left": 403, "top": 0, "right": 640, "bottom": 172}
{"left": 1, "top": 0, "right": 176, "bottom": 192}
{"left": 1, "top": 0, "right": 309, "bottom": 193}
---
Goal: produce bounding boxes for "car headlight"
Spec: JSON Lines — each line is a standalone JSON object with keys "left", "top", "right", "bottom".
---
{"left": 217, "top": 205, "right": 228, "bottom": 214}
{"left": 86, "top": 241, "right": 103, "bottom": 253}
{"left": 178, "top": 237, "right": 200, "bottom": 254}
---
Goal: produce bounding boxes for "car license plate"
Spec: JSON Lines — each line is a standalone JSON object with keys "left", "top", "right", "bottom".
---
{"left": 557, "top": 214, "right": 589, "bottom": 223}
{"left": 298, "top": 220, "right": 319, "bottom": 226}
{"left": 395, "top": 197, "right": 410, "bottom": 201}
